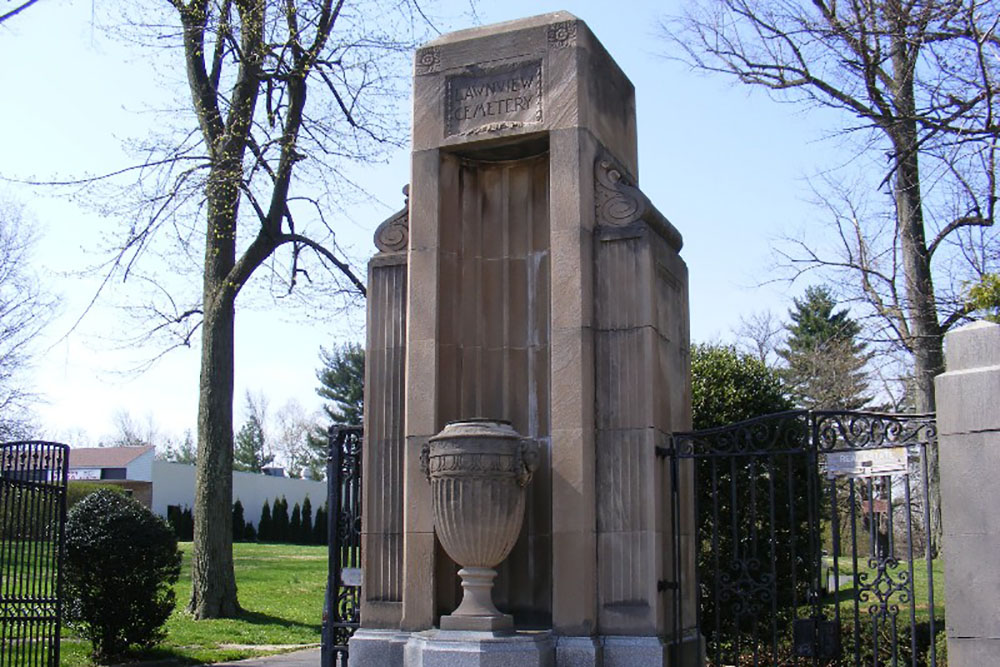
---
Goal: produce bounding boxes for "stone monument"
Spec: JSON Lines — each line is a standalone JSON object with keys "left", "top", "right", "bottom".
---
{"left": 352, "top": 11, "right": 699, "bottom": 666}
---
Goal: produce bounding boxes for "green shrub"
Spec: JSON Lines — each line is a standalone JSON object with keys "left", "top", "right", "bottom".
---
{"left": 64, "top": 489, "right": 182, "bottom": 663}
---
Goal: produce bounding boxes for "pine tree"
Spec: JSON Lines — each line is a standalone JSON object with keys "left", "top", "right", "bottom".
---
{"left": 290, "top": 503, "right": 302, "bottom": 544}
{"left": 232, "top": 500, "right": 245, "bottom": 542}
{"left": 313, "top": 505, "right": 327, "bottom": 545}
{"left": 316, "top": 343, "right": 364, "bottom": 424}
{"left": 302, "top": 496, "right": 313, "bottom": 543}
{"left": 258, "top": 501, "right": 272, "bottom": 542}
{"left": 273, "top": 497, "right": 290, "bottom": 543}
{"left": 777, "top": 286, "right": 872, "bottom": 410}
{"left": 233, "top": 414, "right": 273, "bottom": 473}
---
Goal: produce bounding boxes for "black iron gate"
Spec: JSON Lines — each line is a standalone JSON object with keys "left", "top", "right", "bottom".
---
{"left": 669, "top": 411, "right": 941, "bottom": 666}
{"left": 322, "top": 425, "right": 362, "bottom": 667}
{"left": 0, "top": 441, "right": 70, "bottom": 667}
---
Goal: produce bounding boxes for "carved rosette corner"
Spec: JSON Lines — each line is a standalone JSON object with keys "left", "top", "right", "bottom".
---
{"left": 547, "top": 21, "right": 578, "bottom": 49}
{"left": 415, "top": 47, "right": 441, "bottom": 76}
{"left": 373, "top": 185, "right": 410, "bottom": 253}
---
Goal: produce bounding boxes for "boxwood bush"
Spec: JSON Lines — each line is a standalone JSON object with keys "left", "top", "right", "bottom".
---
{"left": 64, "top": 489, "right": 182, "bottom": 663}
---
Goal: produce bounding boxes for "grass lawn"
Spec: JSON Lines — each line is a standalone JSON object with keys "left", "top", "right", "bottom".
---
{"left": 61, "top": 542, "right": 327, "bottom": 666}
{"left": 821, "top": 556, "right": 946, "bottom": 624}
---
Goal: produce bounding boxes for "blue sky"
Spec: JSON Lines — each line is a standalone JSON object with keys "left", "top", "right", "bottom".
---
{"left": 0, "top": 0, "right": 844, "bottom": 444}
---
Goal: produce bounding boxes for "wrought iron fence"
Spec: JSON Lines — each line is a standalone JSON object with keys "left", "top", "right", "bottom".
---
{"left": 669, "top": 411, "right": 940, "bottom": 666}
{"left": 322, "top": 425, "right": 362, "bottom": 667}
{"left": 0, "top": 441, "right": 70, "bottom": 667}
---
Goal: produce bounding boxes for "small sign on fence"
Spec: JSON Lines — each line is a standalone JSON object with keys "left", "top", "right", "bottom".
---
{"left": 341, "top": 567, "right": 362, "bottom": 588}
{"left": 823, "top": 447, "right": 907, "bottom": 478}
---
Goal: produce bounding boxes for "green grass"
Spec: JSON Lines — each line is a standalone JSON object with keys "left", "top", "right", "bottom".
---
{"left": 60, "top": 542, "right": 327, "bottom": 666}
{"left": 821, "top": 556, "right": 945, "bottom": 624}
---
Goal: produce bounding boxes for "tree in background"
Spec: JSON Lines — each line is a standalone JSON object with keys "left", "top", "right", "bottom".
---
{"left": 663, "top": 1, "right": 999, "bottom": 413}
{"left": 306, "top": 343, "right": 365, "bottom": 472}
{"left": 316, "top": 343, "right": 365, "bottom": 425}
{"left": 733, "top": 310, "right": 784, "bottom": 368}
{"left": 233, "top": 392, "right": 273, "bottom": 473}
{"left": 689, "top": 344, "right": 803, "bottom": 641}
{"left": 691, "top": 344, "right": 792, "bottom": 429}
{"left": 232, "top": 500, "right": 245, "bottom": 542}
{"left": 160, "top": 431, "right": 197, "bottom": 464}
{"left": 777, "top": 286, "right": 871, "bottom": 410}
{"left": 272, "top": 399, "right": 322, "bottom": 479}
{"left": 967, "top": 273, "right": 1000, "bottom": 323}
{"left": 0, "top": 198, "right": 55, "bottom": 440}
{"left": 301, "top": 496, "right": 313, "bottom": 543}
{"left": 257, "top": 501, "right": 272, "bottom": 542}
{"left": 290, "top": 503, "right": 302, "bottom": 544}
{"left": 272, "top": 497, "right": 289, "bottom": 543}
{"left": 313, "top": 504, "right": 327, "bottom": 545}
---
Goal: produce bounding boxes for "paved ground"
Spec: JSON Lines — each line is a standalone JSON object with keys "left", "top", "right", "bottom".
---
{"left": 212, "top": 647, "right": 321, "bottom": 666}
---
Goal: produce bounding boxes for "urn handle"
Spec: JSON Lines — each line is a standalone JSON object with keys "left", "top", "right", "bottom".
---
{"left": 517, "top": 439, "right": 539, "bottom": 487}
{"left": 420, "top": 442, "right": 431, "bottom": 483}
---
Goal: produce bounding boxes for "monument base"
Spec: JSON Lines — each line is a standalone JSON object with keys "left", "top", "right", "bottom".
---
{"left": 404, "top": 629, "right": 555, "bottom": 667}
{"left": 351, "top": 630, "right": 703, "bottom": 666}
{"left": 349, "top": 628, "right": 411, "bottom": 665}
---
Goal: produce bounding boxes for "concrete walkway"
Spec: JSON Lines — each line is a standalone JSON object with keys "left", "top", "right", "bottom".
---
{"left": 212, "top": 647, "right": 321, "bottom": 666}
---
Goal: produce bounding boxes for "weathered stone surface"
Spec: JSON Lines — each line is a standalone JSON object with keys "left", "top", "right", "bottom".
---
{"left": 554, "top": 636, "right": 602, "bottom": 667}
{"left": 934, "top": 321, "right": 1000, "bottom": 665}
{"left": 362, "top": 9, "right": 694, "bottom": 664}
{"left": 349, "top": 629, "right": 411, "bottom": 665}
{"left": 405, "top": 630, "right": 555, "bottom": 667}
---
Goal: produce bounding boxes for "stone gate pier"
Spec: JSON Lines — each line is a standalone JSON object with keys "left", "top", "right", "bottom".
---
{"left": 351, "top": 12, "right": 700, "bottom": 666}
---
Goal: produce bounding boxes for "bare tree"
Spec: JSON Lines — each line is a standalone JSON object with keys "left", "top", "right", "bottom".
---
{"left": 37, "top": 0, "right": 455, "bottom": 617}
{"left": 663, "top": 0, "right": 998, "bottom": 412}
{"left": 662, "top": 0, "right": 999, "bottom": 555}
{"left": 733, "top": 309, "right": 784, "bottom": 367}
{"left": 0, "top": 0, "right": 41, "bottom": 24}
{"left": 0, "top": 198, "right": 55, "bottom": 440}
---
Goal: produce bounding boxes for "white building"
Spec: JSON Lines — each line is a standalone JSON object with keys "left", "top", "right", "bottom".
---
{"left": 67, "top": 447, "right": 327, "bottom": 527}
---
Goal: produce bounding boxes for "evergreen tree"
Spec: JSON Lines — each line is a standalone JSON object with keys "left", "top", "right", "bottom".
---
{"left": 316, "top": 343, "right": 364, "bottom": 424}
{"left": 290, "top": 503, "right": 302, "bottom": 544}
{"left": 232, "top": 500, "right": 245, "bottom": 542}
{"left": 313, "top": 505, "right": 327, "bottom": 545}
{"left": 273, "top": 497, "right": 290, "bottom": 543}
{"left": 180, "top": 508, "right": 194, "bottom": 542}
{"left": 258, "top": 501, "right": 272, "bottom": 542}
{"left": 301, "top": 343, "right": 366, "bottom": 479}
{"left": 233, "top": 413, "right": 273, "bottom": 473}
{"left": 777, "top": 286, "right": 872, "bottom": 410}
{"left": 301, "top": 496, "right": 313, "bottom": 543}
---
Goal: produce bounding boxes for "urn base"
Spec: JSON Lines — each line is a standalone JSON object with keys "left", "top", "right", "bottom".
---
{"left": 440, "top": 566, "right": 514, "bottom": 632}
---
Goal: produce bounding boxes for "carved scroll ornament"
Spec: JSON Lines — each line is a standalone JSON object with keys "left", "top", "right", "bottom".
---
{"left": 373, "top": 185, "right": 409, "bottom": 253}
{"left": 594, "top": 154, "right": 683, "bottom": 251}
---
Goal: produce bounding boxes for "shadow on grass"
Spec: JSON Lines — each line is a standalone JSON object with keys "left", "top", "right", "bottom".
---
{"left": 233, "top": 607, "right": 322, "bottom": 634}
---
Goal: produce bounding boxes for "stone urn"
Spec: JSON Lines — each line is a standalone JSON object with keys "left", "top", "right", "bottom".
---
{"left": 421, "top": 419, "right": 538, "bottom": 632}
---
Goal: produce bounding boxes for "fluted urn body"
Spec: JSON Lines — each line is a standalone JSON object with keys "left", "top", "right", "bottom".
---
{"left": 422, "top": 419, "right": 537, "bottom": 632}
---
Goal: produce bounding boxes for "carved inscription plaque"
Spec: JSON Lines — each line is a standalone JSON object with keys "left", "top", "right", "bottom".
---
{"left": 445, "top": 60, "right": 542, "bottom": 137}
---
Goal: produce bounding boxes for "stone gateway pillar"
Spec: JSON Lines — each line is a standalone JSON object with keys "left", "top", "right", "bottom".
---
{"left": 353, "top": 12, "right": 699, "bottom": 666}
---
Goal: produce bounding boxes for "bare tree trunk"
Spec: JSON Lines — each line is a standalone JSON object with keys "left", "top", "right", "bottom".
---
{"left": 189, "top": 163, "right": 243, "bottom": 618}
{"left": 189, "top": 294, "right": 240, "bottom": 617}
{"left": 889, "top": 28, "right": 944, "bottom": 553}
